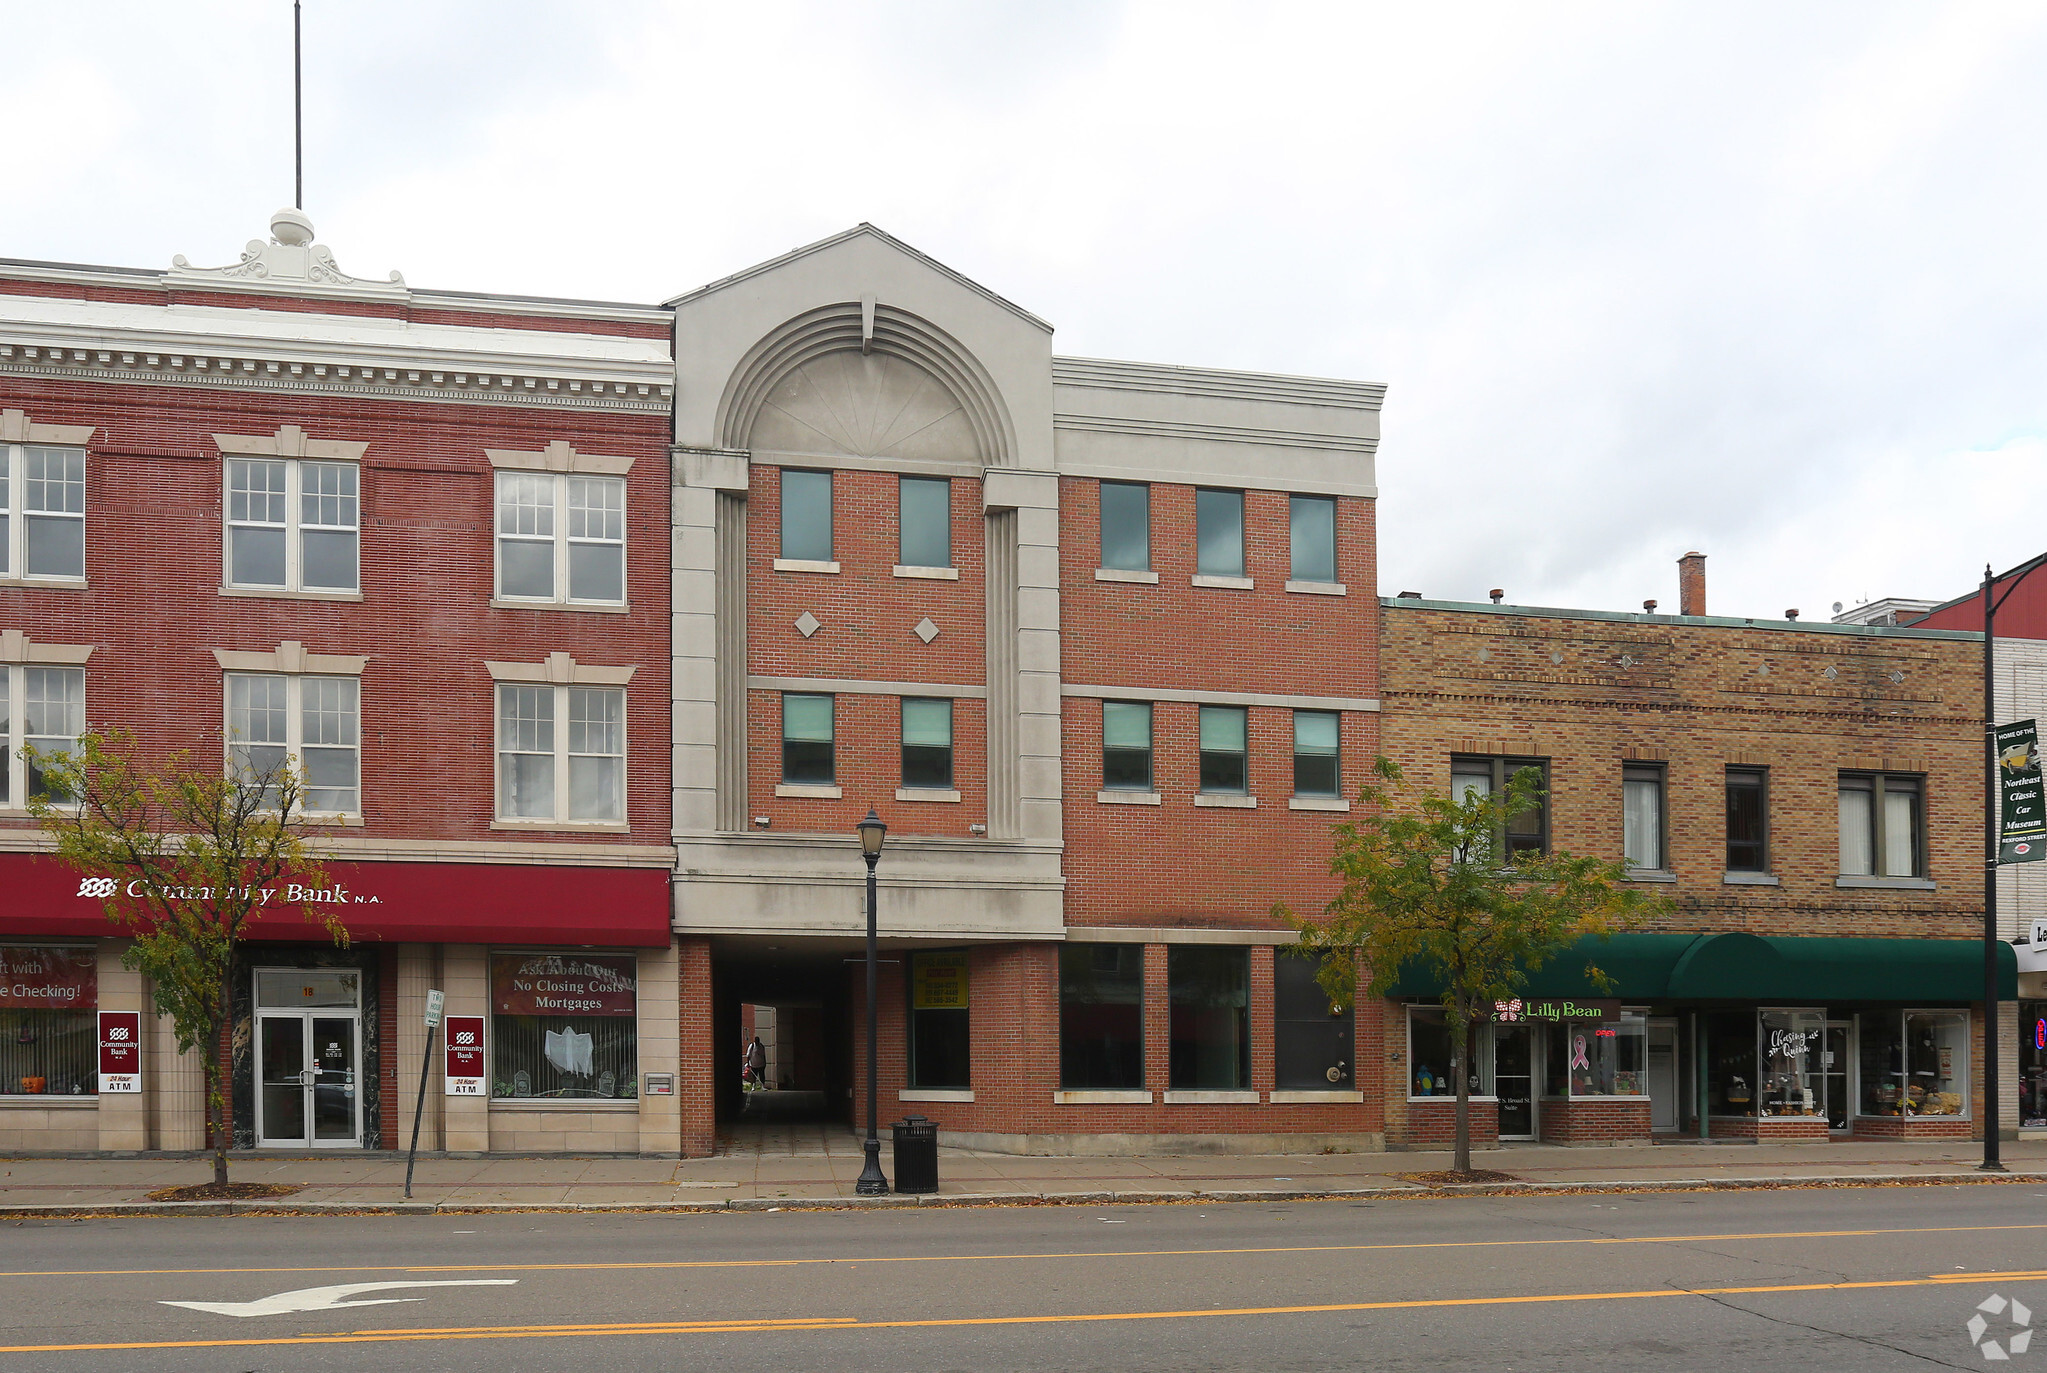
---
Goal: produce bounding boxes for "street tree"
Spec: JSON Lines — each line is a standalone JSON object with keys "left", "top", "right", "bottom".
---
{"left": 28, "top": 728, "right": 346, "bottom": 1188}
{"left": 1281, "top": 757, "right": 1670, "bottom": 1175}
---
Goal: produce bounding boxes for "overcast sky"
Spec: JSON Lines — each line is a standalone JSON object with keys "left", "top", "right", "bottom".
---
{"left": 7, "top": 2, "right": 2043, "bottom": 620}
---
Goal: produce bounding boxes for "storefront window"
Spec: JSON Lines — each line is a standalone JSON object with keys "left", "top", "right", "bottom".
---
{"left": 0, "top": 946, "right": 96, "bottom": 1097}
{"left": 1274, "top": 953, "right": 1353, "bottom": 1090}
{"left": 908, "top": 952, "right": 970, "bottom": 1090}
{"left": 1758, "top": 1009, "right": 1825, "bottom": 1118}
{"left": 1576, "top": 1016, "right": 1648, "bottom": 1096}
{"left": 1704, "top": 1009, "right": 1756, "bottom": 1115}
{"left": 1168, "top": 946, "right": 1249, "bottom": 1090}
{"left": 1059, "top": 945, "right": 1143, "bottom": 1090}
{"left": 1409, "top": 1006, "right": 1493, "bottom": 1098}
{"left": 2021, "top": 1002, "right": 2046, "bottom": 1129}
{"left": 1857, "top": 1010, "right": 1971, "bottom": 1117}
{"left": 489, "top": 953, "right": 637, "bottom": 1100}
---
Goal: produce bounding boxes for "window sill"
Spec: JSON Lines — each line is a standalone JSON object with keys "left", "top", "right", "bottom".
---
{"left": 1094, "top": 568, "right": 1159, "bottom": 584}
{"left": 773, "top": 558, "right": 841, "bottom": 574}
{"left": 0, "top": 1095, "right": 97, "bottom": 1108}
{"left": 893, "top": 565, "right": 959, "bottom": 580}
{"left": 0, "top": 576, "right": 86, "bottom": 591}
{"left": 1052, "top": 1089, "right": 1152, "bottom": 1105}
{"left": 1724, "top": 871, "right": 1781, "bottom": 886}
{"left": 220, "top": 585, "right": 363, "bottom": 602}
{"left": 1270, "top": 1089, "right": 1362, "bottom": 1104}
{"left": 900, "top": 1088, "right": 973, "bottom": 1103}
{"left": 894, "top": 787, "right": 961, "bottom": 803}
{"left": 489, "top": 1097, "right": 640, "bottom": 1112}
{"left": 775, "top": 783, "right": 843, "bottom": 799}
{"left": 1190, "top": 574, "right": 1254, "bottom": 590}
{"left": 1096, "top": 790, "right": 1161, "bottom": 806}
{"left": 303, "top": 814, "right": 366, "bottom": 828}
{"left": 1835, "top": 875, "right": 1936, "bottom": 891}
{"left": 488, "top": 818, "right": 631, "bottom": 833}
{"left": 1195, "top": 793, "right": 1258, "bottom": 809}
{"left": 1622, "top": 869, "right": 1677, "bottom": 883}
{"left": 490, "top": 598, "right": 630, "bottom": 615}
{"left": 1162, "top": 1089, "right": 1258, "bottom": 1104}
{"left": 1288, "top": 796, "right": 1350, "bottom": 812}
{"left": 1284, "top": 580, "right": 1347, "bottom": 597}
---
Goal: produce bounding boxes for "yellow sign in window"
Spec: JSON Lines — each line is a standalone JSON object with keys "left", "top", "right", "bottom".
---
{"left": 912, "top": 953, "right": 970, "bottom": 1010}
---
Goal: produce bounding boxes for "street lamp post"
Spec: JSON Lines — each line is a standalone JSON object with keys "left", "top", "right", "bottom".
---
{"left": 855, "top": 808, "right": 890, "bottom": 1196}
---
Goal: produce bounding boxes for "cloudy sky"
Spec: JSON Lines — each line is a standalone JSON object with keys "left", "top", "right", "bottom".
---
{"left": 7, "top": 2, "right": 2043, "bottom": 620}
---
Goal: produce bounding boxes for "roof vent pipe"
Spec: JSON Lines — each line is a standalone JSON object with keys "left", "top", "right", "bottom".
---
{"left": 1489, "top": 588, "right": 1504, "bottom": 604}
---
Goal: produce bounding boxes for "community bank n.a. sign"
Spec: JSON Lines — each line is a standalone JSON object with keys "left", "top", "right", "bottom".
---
{"left": 1, "top": 855, "right": 672, "bottom": 946}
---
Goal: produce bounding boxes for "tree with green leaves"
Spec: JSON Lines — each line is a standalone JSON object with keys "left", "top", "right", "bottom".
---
{"left": 1281, "top": 757, "right": 1671, "bottom": 1176}
{"left": 28, "top": 729, "right": 345, "bottom": 1188}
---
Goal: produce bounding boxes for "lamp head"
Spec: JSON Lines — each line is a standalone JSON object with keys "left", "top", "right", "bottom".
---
{"left": 857, "top": 807, "right": 888, "bottom": 858}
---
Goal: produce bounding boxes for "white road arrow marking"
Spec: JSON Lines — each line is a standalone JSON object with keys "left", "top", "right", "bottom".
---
{"left": 162, "top": 1279, "right": 518, "bottom": 1318}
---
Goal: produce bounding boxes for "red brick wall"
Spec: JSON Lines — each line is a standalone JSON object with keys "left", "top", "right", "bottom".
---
{"left": 678, "top": 939, "right": 716, "bottom": 1158}
{"left": 0, "top": 374, "right": 670, "bottom": 847}
{"left": 1537, "top": 1095, "right": 1650, "bottom": 1144}
{"left": 1402, "top": 1097, "right": 1502, "bottom": 1147}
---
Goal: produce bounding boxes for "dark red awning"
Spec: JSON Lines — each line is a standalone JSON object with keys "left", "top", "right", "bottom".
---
{"left": 0, "top": 853, "right": 672, "bottom": 947}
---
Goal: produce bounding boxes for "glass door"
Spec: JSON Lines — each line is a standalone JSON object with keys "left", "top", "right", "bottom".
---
{"left": 1823, "top": 1021, "right": 1851, "bottom": 1130}
{"left": 309, "top": 1016, "right": 360, "bottom": 1143}
{"left": 1495, "top": 1024, "right": 1534, "bottom": 1139}
{"left": 257, "top": 1016, "right": 309, "bottom": 1145}
{"left": 1647, "top": 1019, "right": 1679, "bottom": 1132}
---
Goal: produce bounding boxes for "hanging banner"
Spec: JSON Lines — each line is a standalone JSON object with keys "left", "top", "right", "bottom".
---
{"left": 1998, "top": 720, "right": 2046, "bottom": 863}
{"left": 444, "top": 1015, "right": 485, "bottom": 1096}
{"left": 97, "top": 1011, "right": 141, "bottom": 1094}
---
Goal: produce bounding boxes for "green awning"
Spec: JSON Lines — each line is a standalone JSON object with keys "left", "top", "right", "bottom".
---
{"left": 1384, "top": 932, "right": 2017, "bottom": 1003}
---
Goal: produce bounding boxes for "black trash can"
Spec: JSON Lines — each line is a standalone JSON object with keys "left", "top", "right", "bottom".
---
{"left": 892, "top": 1115, "right": 939, "bottom": 1195}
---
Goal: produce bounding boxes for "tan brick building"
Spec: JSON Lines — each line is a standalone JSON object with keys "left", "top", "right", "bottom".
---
{"left": 1375, "top": 570, "right": 2016, "bottom": 1147}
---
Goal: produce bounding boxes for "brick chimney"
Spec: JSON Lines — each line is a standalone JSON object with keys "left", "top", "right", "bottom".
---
{"left": 1678, "top": 552, "right": 1706, "bottom": 617}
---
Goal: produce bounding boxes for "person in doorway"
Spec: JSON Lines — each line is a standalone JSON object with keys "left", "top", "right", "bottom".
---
{"left": 746, "top": 1035, "right": 767, "bottom": 1092}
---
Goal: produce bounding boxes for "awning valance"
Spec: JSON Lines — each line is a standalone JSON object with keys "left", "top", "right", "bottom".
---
{"left": 1386, "top": 932, "right": 2017, "bottom": 1003}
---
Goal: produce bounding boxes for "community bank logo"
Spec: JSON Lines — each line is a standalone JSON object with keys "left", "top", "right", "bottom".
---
{"left": 1967, "top": 1293, "right": 2033, "bottom": 1361}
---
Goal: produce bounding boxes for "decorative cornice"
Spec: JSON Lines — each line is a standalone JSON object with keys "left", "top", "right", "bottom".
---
{"left": 487, "top": 652, "right": 636, "bottom": 686}
{"left": 212, "top": 641, "right": 367, "bottom": 676}
{"left": 167, "top": 208, "right": 408, "bottom": 302}
{"left": 1052, "top": 411, "right": 1378, "bottom": 454}
{"left": 1053, "top": 356, "right": 1386, "bottom": 410}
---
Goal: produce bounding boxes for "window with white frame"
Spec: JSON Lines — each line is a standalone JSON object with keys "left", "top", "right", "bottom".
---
{"left": 1, "top": 444, "right": 87, "bottom": 582}
{"left": 494, "top": 472, "right": 626, "bottom": 605}
{"left": 226, "top": 458, "right": 359, "bottom": 592}
{"left": 1, "top": 666, "right": 86, "bottom": 808}
{"left": 1622, "top": 764, "right": 1666, "bottom": 871}
{"left": 224, "top": 673, "right": 360, "bottom": 815}
{"left": 496, "top": 684, "right": 626, "bottom": 823}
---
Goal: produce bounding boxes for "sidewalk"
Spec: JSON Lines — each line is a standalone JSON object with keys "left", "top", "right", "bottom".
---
{"left": 4, "top": 1134, "right": 2044, "bottom": 1214}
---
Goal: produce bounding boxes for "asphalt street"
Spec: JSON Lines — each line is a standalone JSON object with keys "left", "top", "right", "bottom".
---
{"left": 2, "top": 1184, "right": 2044, "bottom": 1371}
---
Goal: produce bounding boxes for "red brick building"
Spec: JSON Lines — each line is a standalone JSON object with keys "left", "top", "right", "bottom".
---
{"left": 0, "top": 212, "right": 679, "bottom": 1155}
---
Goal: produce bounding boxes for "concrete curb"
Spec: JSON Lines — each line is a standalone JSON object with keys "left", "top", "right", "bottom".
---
{"left": 4, "top": 1170, "right": 2043, "bottom": 1220}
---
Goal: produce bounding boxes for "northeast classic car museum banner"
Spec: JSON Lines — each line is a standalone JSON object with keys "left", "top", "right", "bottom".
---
{"left": 1999, "top": 719, "right": 2047, "bottom": 864}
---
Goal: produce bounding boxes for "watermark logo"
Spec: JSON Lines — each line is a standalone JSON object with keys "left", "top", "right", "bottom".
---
{"left": 1968, "top": 1293, "right": 2033, "bottom": 1361}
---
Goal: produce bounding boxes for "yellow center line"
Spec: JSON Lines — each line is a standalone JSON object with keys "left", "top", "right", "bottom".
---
{"left": 4, "top": 1221, "right": 2045, "bottom": 1281}
{"left": 8, "top": 1270, "right": 2047, "bottom": 1355}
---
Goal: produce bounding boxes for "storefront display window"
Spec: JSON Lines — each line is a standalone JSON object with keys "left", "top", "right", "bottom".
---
{"left": 1059, "top": 944, "right": 1143, "bottom": 1090}
{"left": 1704, "top": 1010, "right": 1757, "bottom": 1115}
{"left": 1274, "top": 953, "right": 1353, "bottom": 1090}
{"left": 908, "top": 952, "right": 969, "bottom": 1090}
{"left": 490, "top": 953, "right": 637, "bottom": 1100}
{"left": 1858, "top": 1010, "right": 1970, "bottom": 1118}
{"left": 1758, "top": 1009, "right": 1825, "bottom": 1118}
{"left": 1408, "top": 1006, "right": 1493, "bottom": 1098}
{"left": 0, "top": 946, "right": 96, "bottom": 1097}
{"left": 1577, "top": 1016, "right": 1648, "bottom": 1096}
{"left": 2021, "top": 1002, "right": 2046, "bottom": 1129}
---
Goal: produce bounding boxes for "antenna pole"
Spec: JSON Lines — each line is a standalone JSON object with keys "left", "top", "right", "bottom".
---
{"left": 293, "top": 0, "right": 303, "bottom": 210}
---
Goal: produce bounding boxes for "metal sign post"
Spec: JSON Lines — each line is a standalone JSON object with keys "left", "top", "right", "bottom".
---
{"left": 405, "top": 991, "right": 445, "bottom": 1200}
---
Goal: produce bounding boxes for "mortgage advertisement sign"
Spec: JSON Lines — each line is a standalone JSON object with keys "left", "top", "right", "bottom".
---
{"left": 490, "top": 954, "right": 637, "bottom": 1018}
{"left": 1, "top": 946, "right": 96, "bottom": 1010}
{"left": 1998, "top": 720, "right": 2046, "bottom": 864}
{"left": 97, "top": 1011, "right": 141, "bottom": 1094}
{"left": 444, "top": 1015, "right": 485, "bottom": 1096}
{"left": 911, "top": 953, "right": 970, "bottom": 1010}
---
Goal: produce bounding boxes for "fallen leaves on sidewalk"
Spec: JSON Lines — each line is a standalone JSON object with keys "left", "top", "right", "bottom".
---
{"left": 144, "top": 1182, "right": 303, "bottom": 1202}
{"left": 1394, "top": 1170, "right": 1520, "bottom": 1186}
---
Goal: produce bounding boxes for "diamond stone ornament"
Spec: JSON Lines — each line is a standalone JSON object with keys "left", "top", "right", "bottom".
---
{"left": 795, "top": 612, "right": 821, "bottom": 639}
{"left": 914, "top": 617, "right": 939, "bottom": 643}
{"left": 1967, "top": 1293, "right": 2033, "bottom": 1361}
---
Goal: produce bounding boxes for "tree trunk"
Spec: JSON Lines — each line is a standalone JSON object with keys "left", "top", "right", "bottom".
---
{"left": 1451, "top": 1005, "right": 1472, "bottom": 1175}
{"left": 208, "top": 1016, "right": 228, "bottom": 1187}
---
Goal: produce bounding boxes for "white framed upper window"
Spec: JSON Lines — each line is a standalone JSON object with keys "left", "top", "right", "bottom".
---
{"left": 224, "top": 672, "right": 361, "bottom": 817}
{"left": 494, "top": 472, "right": 626, "bottom": 606}
{"left": 1, "top": 665, "right": 86, "bottom": 809}
{"left": 225, "top": 458, "right": 360, "bottom": 593}
{"left": 495, "top": 683, "right": 626, "bottom": 824}
{"left": 1, "top": 444, "right": 87, "bottom": 583}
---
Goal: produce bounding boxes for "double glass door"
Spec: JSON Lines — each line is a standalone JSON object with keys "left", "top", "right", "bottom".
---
{"left": 255, "top": 970, "right": 362, "bottom": 1148}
